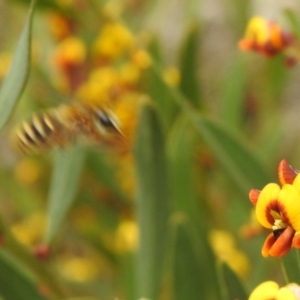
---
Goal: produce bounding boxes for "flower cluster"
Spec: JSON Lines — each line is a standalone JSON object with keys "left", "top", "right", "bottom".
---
{"left": 249, "top": 281, "right": 300, "bottom": 300}
{"left": 249, "top": 160, "right": 300, "bottom": 257}
{"left": 239, "top": 16, "right": 298, "bottom": 66}
{"left": 48, "top": 10, "right": 152, "bottom": 147}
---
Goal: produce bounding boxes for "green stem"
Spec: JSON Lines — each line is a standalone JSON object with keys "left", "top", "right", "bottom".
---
{"left": 280, "top": 248, "right": 300, "bottom": 283}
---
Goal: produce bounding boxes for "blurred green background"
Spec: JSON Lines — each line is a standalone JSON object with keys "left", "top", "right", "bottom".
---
{"left": 0, "top": 0, "right": 299, "bottom": 299}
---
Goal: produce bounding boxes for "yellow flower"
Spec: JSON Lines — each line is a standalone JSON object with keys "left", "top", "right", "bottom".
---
{"left": 118, "top": 62, "right": 141, "bottom": 86}
{"left": 239, "top": 16, "right": 295, "bottom": 58}
{"left": 0, "top": 52, "right": 12, "bottom": 80}
{"left": 209, "top": 229, "right": 250, "bottom": 278}
{"left": 93, "top": 22, "right": 134, "bottom": 60}
{"left": 14, "top": 158, "right": 42, "bottom": 185}
{"left": 249, "top": 160, "right": 300, "bottom": 257}
{"left": 114, "top": 219, "right": 138, "bottom": 253}
{"left": 130, "top": 49, "right": 152, "bottom": 69}
{"left": 11, "top": 212, "right": 46, "bottom": 246}
{"left": 52, "top": 36, "right": 86, "bottom": 71}
{"left": 46, "top": 12, "right": 73, "bottom": 40}
{"left": 76, "top": 67, "right": 118, "bottom": 105}
{"left": 249, "top": 281, "right": 300, "bottom": 300}
{"left": 59, "top": 255, "right": 99, "bottom": 282}
{"left": 163, "top": 66, "right": 181, "bottom": 87}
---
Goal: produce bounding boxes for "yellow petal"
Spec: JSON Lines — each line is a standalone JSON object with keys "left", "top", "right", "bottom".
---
{"left": 278, "top": 185, "right": 300, "bottom": 231}
{"left": 277, "top": 287, "right": 297, "bottom": 300}
{"left": 286, "top": 283, "right": 300, "bottom": 300}
{"left": 256, "top": 183, "right": 280, "bottom": 229}
{"left": 292, "top": 173, "right": 300, "bottom": 195}
{"left": 245, "top": 17, "right": 269, "bottom": 45}
{"left": 248, "top": 281, "right": 279, "bottom": 300}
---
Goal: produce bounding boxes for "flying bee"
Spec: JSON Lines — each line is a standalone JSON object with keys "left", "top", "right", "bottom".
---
{"left": 12, "top": 103, "right": 124, "bottom": 155}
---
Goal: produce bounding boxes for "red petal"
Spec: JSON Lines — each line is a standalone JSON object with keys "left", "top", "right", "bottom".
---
{"left": 238, "top": 39, "right": 256, "bottom": 51}
{"left": 268, "top": 226, "right": 295, "bottom": 257}
{"left": 249, "top": 189, "right": 260, "bottom": 206}
{"left": 262, "top": 233, "right": 275, "bottom": 257}
{"left": 292, "top": 234, "right": 300, "bottom": 249}
{"left": 278, "top": 159, "right": 298, "bottom": 185}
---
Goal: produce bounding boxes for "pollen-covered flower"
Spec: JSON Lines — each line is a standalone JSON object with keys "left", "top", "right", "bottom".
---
{"left": 52, "top": 36, "right": 86, "bottom": 71}
{"left": 239, "top": 16, "right": 295, "bottom": 59}
{"left": 249, "top": 281, "right": 300, "bottom": 300}
{"left": 249, "top": 160, "right": 300, "bottom": 257}
{"left": 93, "top": 22, "right": 134, "bottom": 60}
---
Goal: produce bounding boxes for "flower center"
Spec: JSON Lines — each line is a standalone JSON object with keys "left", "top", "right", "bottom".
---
{"left": 272, "top": 218, "right": 287, "bottom": 231}
{"left": 271, "top": 214, "right": 288, "bottom": 240}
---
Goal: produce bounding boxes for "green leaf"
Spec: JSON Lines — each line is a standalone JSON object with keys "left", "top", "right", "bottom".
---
{"left": 44, "top": 145, "right": 86, "bottom": 244}
{"left": 10, "top": 0, "right": 66, "bottom": 11}
{"left": 145, "top": 68, "right": 179, "bottom": 130}
{"left": 171, "top": 219, "right": 222, "bottom": 300}
{"left": 0, "top": 250, "right": 46, "bottom": 300}
{"left": 168, "top": 117, "right": 221, "bottom": 300}
{"left": 188, "top": 113, "right": 273, "bottom": 195}
{"left": 149, "top": 64, "right": 273, "bottom": 196}
{"left": 281, "top": 248, "right": 300, "bottom": 283}
{"left": 220, "top": 56, "right": 247, "bottom": 128}
{"left": 218, "top": 262, "right": 248, "bottom": 300}
{"left": 179, "top": 22, "right": 201, "bottom": 108}
{"left": 0, "top": 0, "right": 36, "bottom": 131}
{"left": 284, "top": 9, "right": 300, "bottom": 41}
{"left": 133, "top": 102, "right": 170, "bottom": 299}
{"left": 167, "top": 116, "right": 200, "bottom": 217}
{"left": 147, "top": 36, "right": 163, "bottom": 64}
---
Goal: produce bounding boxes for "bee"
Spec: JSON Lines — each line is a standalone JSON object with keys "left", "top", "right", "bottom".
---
{"left": 12, "top": 103, "right": 124, "bottom": 154}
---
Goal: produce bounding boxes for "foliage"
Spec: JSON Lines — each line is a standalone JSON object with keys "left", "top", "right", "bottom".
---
{"left": 0, "top": 0, "right": 300, "bottom": 299}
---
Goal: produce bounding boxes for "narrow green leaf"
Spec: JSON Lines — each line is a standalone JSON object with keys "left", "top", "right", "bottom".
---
{"left": 0, "top": 0, "right": 36, "bottom": 131}
{"left": 149, "top": 64, "right": 273, "bottom": 196}
{"left": 168, "top": 117, "right": 221, "bottom": 300}
{"left": 188, "top": 113, "right": 273, "bottom": 194}
{"left": 147, "top": 36, "right": 163, "bottom": 64}
{"left": 221, "top": 56, "right": 247, "bottom": 128}
{"left": 145, "top": 68, "right": 179, "bottom": 129}
{"left": 168, "top": 116, "right": 199, "bottom": 217}
{"left": 179, "top": 22, "right": 201, "bottom": 108}
{"left": 284, "top": 9, "right": 300, "bottom": 41}
{"left": 44, "top": 145, "right": 86, "bottom": 244}
{"left": 119, "top": 253, "right": 136, "bottom": 300}
{"left": 171, "top": 219, "right": 221, "bottom": 300}
{"left": 134, "top": 102, "right": 170, "bottom": 299}
{"left": 218, "top": 262, "right": 248, "bottom": 300}
{"left": 0, "top": 250, "right": 45, "bottom": 300}
{"left": 281, "top": 249, "right": 300, "bottom": 283}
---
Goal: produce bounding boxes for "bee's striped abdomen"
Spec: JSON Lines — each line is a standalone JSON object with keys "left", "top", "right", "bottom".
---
{"left": 14, "top": 112, "right": 62, "bottom": 154}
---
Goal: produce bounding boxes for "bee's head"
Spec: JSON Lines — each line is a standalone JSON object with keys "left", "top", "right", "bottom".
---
{"left": 94, "top": 108, "right": 123, "bottom": 136}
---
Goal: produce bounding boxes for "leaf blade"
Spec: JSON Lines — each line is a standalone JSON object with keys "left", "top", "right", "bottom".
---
{"left": 133, "top": 102, "right": 170, "bottom": 299}
{"left": 218, "top": 262, "right": 248, "bottom": 300}
{"left": 149, "top": 64, "right": 273, "bottom": 195}
{"left": 0, "top": 0, "right": 36, "bottom": 130}
{"left": 0, "top": 250, "right": 46, "bottom": 300}
{"left": 44, "top": 145, "right": 86, "bottom": 244}
{"left": 168, "top": 117, "right": 222, "bottom": 300}
{"left": 179, "top": 22, "right": 201, "bottom": 108}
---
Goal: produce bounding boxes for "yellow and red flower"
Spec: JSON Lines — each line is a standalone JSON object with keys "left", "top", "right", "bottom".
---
{"left": 239, "top": 17, "right": 296, "bottom": 64}
{"left": 249, "top": 281, "right": 300, "bottom": 300}
{"left": 249, "top": 159, "right": 300, "bottom": 257}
